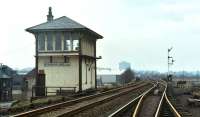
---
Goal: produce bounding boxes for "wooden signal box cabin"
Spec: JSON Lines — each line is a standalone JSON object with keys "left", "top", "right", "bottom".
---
{"left": 26, "top": 7, "right": 103, "bottom": 95}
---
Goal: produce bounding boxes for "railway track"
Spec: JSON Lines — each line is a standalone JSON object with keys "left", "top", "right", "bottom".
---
{"left": 157, "top": 85, "right": 181, "bottom": 117}
{"left": 109, "top": 81, "right": 184, "bottom": 117}
{"left": 160, "top": 83, "right": 192, "bottom": 117}
{"left": 12, "top": 81, "right": 152, "bottom": 117}
{"left": 108, "top": 82, "right": 158, "bottom": 117}
{"left": 133, "top": 82, "right": 165, "bottom": 117}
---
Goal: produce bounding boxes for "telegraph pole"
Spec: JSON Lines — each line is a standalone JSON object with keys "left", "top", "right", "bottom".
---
{"left": 167, "top": 47, "right": 175, "bottom": 81}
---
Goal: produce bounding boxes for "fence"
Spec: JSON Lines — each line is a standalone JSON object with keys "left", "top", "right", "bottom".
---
{"left": 32, "top": 86, "right": 76, "bottom": 97}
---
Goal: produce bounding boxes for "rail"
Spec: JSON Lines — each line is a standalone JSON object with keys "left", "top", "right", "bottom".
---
{"left": 108, "top": 93, "right": 142, "bottom": 117}
{"left": 132, "top": 82, "right": 157, "bottom": 117}
{"left": 165, "top": 92, "right": 181, "bottom": 117}
{"left": 109, "top": 81, "right": 182, "bottom": 117}
{"left": 108, "top": 82, "right": 157, "bottom": 117}
{"left": 155, "top": 81, "right": 182, "bottom": 117}
{"left": 57, "top": 83, "right": 152, "bottom": 117}
{"left": 12, "top": 81, "right": 148, "bottom": 117}
{"left": 154, "top": 82, "right": 167, "bottom": 117}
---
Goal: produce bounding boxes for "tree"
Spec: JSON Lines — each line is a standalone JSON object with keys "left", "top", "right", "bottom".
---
{"left": 120, "top": 68, "right": 135, "bottom": 84}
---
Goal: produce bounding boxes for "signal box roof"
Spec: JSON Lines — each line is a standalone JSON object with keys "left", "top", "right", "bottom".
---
{"left": 26, "top": 16, "right": 103, "bottom": 39}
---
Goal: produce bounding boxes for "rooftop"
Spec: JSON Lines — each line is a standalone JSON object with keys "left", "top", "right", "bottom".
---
{"left": 0, "top": 65, "right": 12, "bottom": 79}
{"left": 0, "top": 64, "right": 17, "bottom": 79}
{"left": 97, "top": 69, "right": 125, "bottom": 75}
{"left": 26, "top": 7, "right": 103, "bottom": 39}
{"left": 0, "top": 71, "right": 11, "bottom": 79}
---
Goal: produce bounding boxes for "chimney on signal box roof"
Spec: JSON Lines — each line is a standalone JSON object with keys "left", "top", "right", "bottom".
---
{"left": 47, "top": 7, "right": 53, "bottom": 22}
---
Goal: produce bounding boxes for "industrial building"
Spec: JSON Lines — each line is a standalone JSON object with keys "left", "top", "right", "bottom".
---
{"left": 0, "top": 64, "right": 13, "bottom": 102}
{"left": 26, "top": 7, "right": 103, "bottom": 95}
{"left": 97, "top": 69, "right": 124, "bottom": 86}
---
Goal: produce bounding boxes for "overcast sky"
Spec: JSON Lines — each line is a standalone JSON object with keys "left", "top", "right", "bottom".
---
{"left": 1, "top": 0, "right": 200, "bottom": 72}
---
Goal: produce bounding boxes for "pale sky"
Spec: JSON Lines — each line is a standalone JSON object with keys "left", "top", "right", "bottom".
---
{"left": 0, "top": 0, "right": 200, "bottom": 72}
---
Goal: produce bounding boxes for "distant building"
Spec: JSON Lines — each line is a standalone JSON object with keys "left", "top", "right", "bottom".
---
{"left": 0, "top": 64, "right": 26, "bottom": 100}
{"left": 172, "top": 78, "right": 200, "bottom": 88}
{"left": 22, "top": 68, "right": 36, "bottom": 98}
{"left": 26, "top": 7, "right": 103, "bottom": 95}
{"left": 0, "top": 64, "right": 13, "bottom": 102}
{"left": 119, "top": 61, "right": 131, "bottom": 71}
{"left": 23, "top": 68, "right": 36, "bottom": 91}
{"left": 97, "top": 69, "right": 124, "bottom": 85}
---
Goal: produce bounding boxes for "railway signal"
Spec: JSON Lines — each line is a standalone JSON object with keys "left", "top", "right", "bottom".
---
{"left": 167, "top": 47, "right": 175, "bottom": 81}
